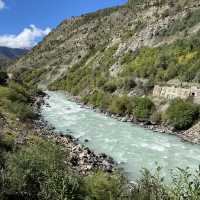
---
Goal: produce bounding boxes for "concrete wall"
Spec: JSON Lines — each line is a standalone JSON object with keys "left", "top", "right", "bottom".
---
{"left": 153, "top": 85, "right": 200, "bottom": 104}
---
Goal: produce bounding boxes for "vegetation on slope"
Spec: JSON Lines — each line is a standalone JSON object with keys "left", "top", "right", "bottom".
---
{"left": 0, "top": 71, "right": 200, "bottom": 199}
{"left": 0, "top": 83, "right": 39, "bottom": 122}
{"left": 128, "top": 0, "right": 199, "bottom": 8}
{"left": 48, "top": 31, "right": 200, "bottom": 130}
{"left": 121, "top": 32, "right": 200, "bottom": 83}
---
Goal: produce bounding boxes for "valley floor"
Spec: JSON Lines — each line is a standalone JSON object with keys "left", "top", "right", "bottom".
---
{"left": 1, "top": 83, "right": 200, "bottom": 199}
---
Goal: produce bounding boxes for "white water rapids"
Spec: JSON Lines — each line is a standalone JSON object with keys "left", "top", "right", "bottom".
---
{"left": 41, "top": 91, "right": 200, "bottom": 180}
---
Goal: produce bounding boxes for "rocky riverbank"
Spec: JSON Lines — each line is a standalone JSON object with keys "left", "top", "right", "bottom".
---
{"left": 32, "top": 95, "right": 117, "bottom": 176}
{"left": 63, "top": 92, "right": 200, "bottom": 144}
{"left": 33, "top": 119, "right": 116, "bottom": 176}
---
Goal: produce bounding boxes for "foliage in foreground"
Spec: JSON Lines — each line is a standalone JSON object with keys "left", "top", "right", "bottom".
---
{"left": 0, "top": 139, "right": 82, "bottom": 200}
{"left": 1, "top": 135, "right": 200, "bottom": 200}
{"left": 132, "top": 166, "right": 200, "bottom": 200}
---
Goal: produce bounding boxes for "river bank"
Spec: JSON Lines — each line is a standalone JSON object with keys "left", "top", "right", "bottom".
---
{"left": 61, "top": 92, "right": 200, "bottom": 144}
{"left": 33, "top": 94, "right": 117, "bottom": 176}
{"left": 39, "top": 91, "right": 200, "bottom": 181}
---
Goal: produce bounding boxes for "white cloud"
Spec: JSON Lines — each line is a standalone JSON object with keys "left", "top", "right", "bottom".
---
{"left": 0, "top": 25, "right": 51, "bottom": 49}
{"left": 0, "top": 0, "right": 5, "bottom": 10}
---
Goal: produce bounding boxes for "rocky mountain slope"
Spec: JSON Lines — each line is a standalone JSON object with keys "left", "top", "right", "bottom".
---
{"left": 11, "top": 0, "right": 200, "bottom": 84}
{"left": 10, "top": 0, "right": 200, "bottom": 137}
{"left": 0, "top": 46, "right": 28, "bottom": 69}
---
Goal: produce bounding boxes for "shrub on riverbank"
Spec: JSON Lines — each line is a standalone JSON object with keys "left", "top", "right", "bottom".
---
{"left": 1, "top": 134, "right": 200, "bottom": 200}
{"left": 131, "top": 166, "right": 200, "bottom": 200}
{"left": 109, "top": 95, "right": 134, "bottom": 115}
{"left": 1, "top": 139, "right": 83, "bottom": 200}
{"left": 7, "top": 101, "right": 37, "bottom": 121}
{"left": 132, "top": 97, "right": 155, "bottom": 121}
{"left": 83, "top": 171, "right": 126, "bottom": 200}
{"left": 81, "top": 90, "right": 155, "bottom": 121}
{"left": 0, "top": 80, "right": 38, "bottom": 122}
{"left": 166, "top": 99, "right": 199, "bottom": 130}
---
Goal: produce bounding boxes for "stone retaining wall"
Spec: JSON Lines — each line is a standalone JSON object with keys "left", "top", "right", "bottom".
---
{"left": 153, "top": 85, "right": 200, "bottom": 104}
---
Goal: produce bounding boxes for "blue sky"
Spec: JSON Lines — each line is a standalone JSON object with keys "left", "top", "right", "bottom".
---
{"left": 0, "top": 0, "right": 127, "bottom": 48}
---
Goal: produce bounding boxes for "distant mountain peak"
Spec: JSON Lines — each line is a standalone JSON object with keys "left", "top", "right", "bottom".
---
{"left": 0, "top": 46, "right": 29, "bottom": 69}
{"left": 0, "top": 46, "right": 29, "bottom": 59}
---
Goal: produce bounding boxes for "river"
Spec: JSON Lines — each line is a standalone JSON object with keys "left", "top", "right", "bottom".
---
{"left": 41, "top": 91, "right": 200, "bottom": 181}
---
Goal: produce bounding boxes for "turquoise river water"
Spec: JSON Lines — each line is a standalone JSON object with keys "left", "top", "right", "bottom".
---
{"left": 41, "top": 91, "right": 200, "bottom": 181}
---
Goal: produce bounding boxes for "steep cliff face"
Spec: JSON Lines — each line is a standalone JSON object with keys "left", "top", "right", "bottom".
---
{"left": 11, "top": 0, "right": 200, "bottom": 88}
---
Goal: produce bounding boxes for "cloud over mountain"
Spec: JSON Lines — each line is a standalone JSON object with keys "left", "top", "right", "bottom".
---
{"left": 0, "top": 0, "right": 5, "bottom": 10}
{"left": 0, "top": 25, "right": 51, "bottom": 49}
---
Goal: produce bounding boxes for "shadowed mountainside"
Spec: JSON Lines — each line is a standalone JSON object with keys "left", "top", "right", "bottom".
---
{"left": 0, "top": 46, "right": 28, "bottom": 69}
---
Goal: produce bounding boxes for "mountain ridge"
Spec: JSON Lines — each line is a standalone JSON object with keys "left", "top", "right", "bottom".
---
{"left": 11, "top": 0, "right": 200, "bottom": 84}
{"left": 0, "top": 46, "right": 28, "bottom": 69}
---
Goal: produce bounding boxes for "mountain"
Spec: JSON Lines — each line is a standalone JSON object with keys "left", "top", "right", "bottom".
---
{"left": 10, "top": 0, "right": 200, "bottom": 135}
{"left": 0, "top": 46, "right": 28, "bottom": 59}
{"left": 11, "top": 0, "right": 200, "bottom": 85}
{"left": 0, "top": 46, "right": 28, "bottom": 69}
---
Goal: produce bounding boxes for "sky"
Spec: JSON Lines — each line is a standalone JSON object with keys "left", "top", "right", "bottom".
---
{"left": 0, "top": 0, "right": 127, "bottom": 49}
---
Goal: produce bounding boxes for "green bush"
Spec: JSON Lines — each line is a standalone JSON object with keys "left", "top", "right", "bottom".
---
{"left": 7, "top": 90, "right": 28, "bottom": 103}
{"left": 83, "top": 171, "right": 126, "bottom": 200}
{"left": 96, "top": 76, "right": 107, "bottom": 88}
{"left": 166, "top": 99, "right": 199, "bottom": 130}
{"left": 121, "top": 77, "right": 136, "bottom": 91}
{"left": 0, "top": 71, "right": 8, "bottom": 85}
{"left": 8, "top": 101, "right": 37, "bottom": 121}
{"left": 0, "top": 81, "right": 40, "bottom": 121}
{"left": 98, "top": 92, "right": 112, "bottom": 110}
{"left": 120, "top": 32, "right": 200, "bottom": 83}
{"left": 103, "top": 80, "right": 117, "bottom": 93}
{"left": 133, "top": 97, "right": 155, "bottom": 121}
{"left": 3, "top": 140, "right": 82, "bottom": 200}
{"left": 130, "top": 167, "right": 169, "bottom": 200}
{"left": 109, "top": 95, "right": 134, "bottom": 115}
{"left": 9, "top": 81, "right": 35, "bottom": 102}
{"left": 2, "top": 134, "right": 200, "bottom": 200}
{"left": 131, "top": 167, "right": 200, "bottom": 200}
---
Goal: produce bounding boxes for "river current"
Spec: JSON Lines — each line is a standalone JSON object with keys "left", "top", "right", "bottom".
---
{"left": 41, "top": 91, "right": 200, "bottom": 180}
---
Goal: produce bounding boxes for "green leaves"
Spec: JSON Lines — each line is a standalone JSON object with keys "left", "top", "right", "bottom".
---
{"left": 83, "top": 171, "right": 126, "bottom": 200}
{"left": 166, "top": 99, "right": 199, "bottom": 130}
{"left": 4, "top": 140, "right": 82, "bottom": 200}
{"left": 133, "top": 97, "right": 155, "bottom": 121}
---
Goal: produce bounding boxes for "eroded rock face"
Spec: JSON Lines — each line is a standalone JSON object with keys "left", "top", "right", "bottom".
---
{"left": 182, "top": 122, "right": 200, "bottom": 143}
